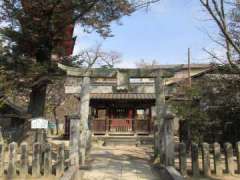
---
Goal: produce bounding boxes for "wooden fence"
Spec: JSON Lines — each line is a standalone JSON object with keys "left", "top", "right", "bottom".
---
{"left": 0, "top": 142, "right": 68, "bottom": 178}
{"left": 175, "top": 141, "right": 240, "bottom": 177}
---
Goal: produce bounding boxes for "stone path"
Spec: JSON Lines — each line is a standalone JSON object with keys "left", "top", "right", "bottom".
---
{"left": 79, "top": 145, "right": 160, "bottom": 180}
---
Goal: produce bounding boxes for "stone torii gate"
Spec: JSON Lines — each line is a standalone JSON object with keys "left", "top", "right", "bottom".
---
{"left": 59, "top": 63, "right": 176, "bottom": 167}
{"left": 68, "top": 74, "right": 92, "bottom": 168}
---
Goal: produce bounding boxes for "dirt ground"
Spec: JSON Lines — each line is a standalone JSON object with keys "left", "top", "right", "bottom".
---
{"left": 78, "top": 145, "right": 160, "bottom": 180}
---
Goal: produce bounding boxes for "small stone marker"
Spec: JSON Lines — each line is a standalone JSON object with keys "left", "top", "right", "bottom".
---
{"left": 0, "top": 143, "right": 4, "bottom": 176}
{"left": 236, "top": 141, "right": 240, "bottom": 174}
{"left": 179, "top": 142, "right": 187, "bottom": 176}
{"left": 201, "top": 143, "right": 211, "bottom": 176}
{"left": 32, "top": 143, "right": 41, "bottom": 177}
{"left": 224, "top": 142, "right": 234, "bottom": 175}
{"left": 56, "top": 143, "right": 64, "bottom": 177}
{"left": 20, "top": 142, "right": 28, "bottom": 177}
{"left": 44, "top": 143, "right": 52, "bottom": 176}
{"left": 7, "top": 142, "right": 17, "bottom": 177}
{"left": 213, "top": 142, "right": 222, "bottom": 176}
{"left": 191, "top": 143, "right": 199, "bottom": 177}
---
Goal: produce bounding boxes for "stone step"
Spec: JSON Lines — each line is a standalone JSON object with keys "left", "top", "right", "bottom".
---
{"left": 93, "top": 135, "right": 154, "bottom": 146}
{"left": 103, "top": 137, "right": 139, "bottom": 146}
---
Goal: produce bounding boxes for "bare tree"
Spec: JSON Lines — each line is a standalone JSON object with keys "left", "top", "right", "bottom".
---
{"left": 69, "top": 44, "right": 122, "bottom": 69}
{"left": 47, "top": 45, "right": 121, "bottom": 134}
{"left": 135, "top": 59, "right": 160, "bottom": 68}
{"left": 45, "top": 79, "right": 65, "bottom": 135}
{"left": 200, "top": 0, "right": 240, "bottom": 70}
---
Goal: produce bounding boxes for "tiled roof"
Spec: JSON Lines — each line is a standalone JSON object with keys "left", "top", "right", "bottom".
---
{"left": 151, "top": 64, "right": 211, "bottom": 69}
{"left": 90, "top": 93, "right": 155, "bottom": 100}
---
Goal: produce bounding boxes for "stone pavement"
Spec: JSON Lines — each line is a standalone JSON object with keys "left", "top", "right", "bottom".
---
{"left": 78, "top": 145, "right": 160, "bottom": 180}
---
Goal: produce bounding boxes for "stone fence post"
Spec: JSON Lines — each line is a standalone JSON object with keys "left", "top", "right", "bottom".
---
{"left": 44, "top": 143, "right": 52, "bottom": 176}
{"left": 201, "top": 143, "right": 211, "bottom": 176}
{"left": 236, "top": 141, "right": 240, "bottom": 174}
{"left": 191, "top": 143, "right": 199, "bottom": 177}
{"left": 0, "top": 141, "right": 69, "bottom": 178}
{"left": 213, "top": 142, "right": 222, "bottom": 176}
{"left": 224, "top": 142, "right": 234, "bottom": 175}
{"left": 20, "top": 142, "right": 28, "bottom": 177}
{"left": 7, "top": 142, "right": 17, "bottom": 178}
{"left": 0, "top": 128, "right": 3, "bottom": 177}
{"left": 32, "top": 143, "right": 41, "bottom": 177}
{"left": 174, "top": 141, "right": 240, "bottom": 177}
{"left": 0, "top": 143, "right": 4, "bottom": 177}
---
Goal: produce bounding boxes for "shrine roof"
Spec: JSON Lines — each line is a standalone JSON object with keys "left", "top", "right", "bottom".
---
{"left": 90, "top": 93, "right": 155, "bottom": 100}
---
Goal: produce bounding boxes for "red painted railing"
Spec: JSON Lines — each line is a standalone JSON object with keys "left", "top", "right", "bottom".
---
{"left": 109, "top": 119, "right": 133, "bottom": 132}
{"left": 92, "top": 118, "right": 151, "bottom": 134}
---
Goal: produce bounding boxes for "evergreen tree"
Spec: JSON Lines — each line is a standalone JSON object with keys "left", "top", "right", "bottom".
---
{"left": 0, "top": 0, "right": 160, "bottom": 117}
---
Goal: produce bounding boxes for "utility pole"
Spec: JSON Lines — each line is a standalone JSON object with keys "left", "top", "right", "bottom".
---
{"left": 188, "top": 48, "right": 192, "bottom": 88}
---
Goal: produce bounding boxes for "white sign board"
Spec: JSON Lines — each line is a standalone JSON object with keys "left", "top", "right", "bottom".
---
{"left": 31, "top": 118, "right": 48, "bottom": 129}
{"left": 65, "top": 86, "right": 82, "bottom": 94}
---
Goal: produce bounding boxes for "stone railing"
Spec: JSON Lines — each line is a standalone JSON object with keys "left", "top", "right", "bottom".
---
{"left": 175, "top": 142, "right": 240, "bottom": 177}
{"left": 0, "top": 142, "right": 68, "bottom": 178}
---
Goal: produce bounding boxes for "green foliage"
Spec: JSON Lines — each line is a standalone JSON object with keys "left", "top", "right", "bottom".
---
{"left": 0, "top": 0, "right": 135, "bottom": 99}
{"left": 171, "top": 84, "right": 210, "bottom": 143}
{"left": 0, "top": 0, "right": 159, "bottom": 117}
{"left": 171, "top": 66, "right": 240, "bottom": 144}
{"left": 0, "top": 0, "right": 134, "bottom": 62}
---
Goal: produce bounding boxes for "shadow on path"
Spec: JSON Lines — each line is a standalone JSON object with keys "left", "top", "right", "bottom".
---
{"left": 79, "top": 145, "right": 160, "bottom": 180}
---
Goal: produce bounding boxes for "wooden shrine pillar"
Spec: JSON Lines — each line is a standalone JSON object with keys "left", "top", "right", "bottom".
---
{"left": 106, "top": 108, "right": 110, "bottom": 136}
{"left": 128, "top": 108, "right": 133, "bottom": 133}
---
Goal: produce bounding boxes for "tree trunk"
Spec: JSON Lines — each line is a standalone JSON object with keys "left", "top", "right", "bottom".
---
{"left": 28, "top": 40, "right": 52, "bottom": 118}
{"left": 28, "top": 83, "right": 48, "bottom": 117}
{"left": 53, "top": 107, "right": 59, "bottom": 135}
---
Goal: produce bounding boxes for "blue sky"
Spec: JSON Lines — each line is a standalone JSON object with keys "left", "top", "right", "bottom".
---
{"left": 73, "top": 0, "right": 219, "bottom": 68}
